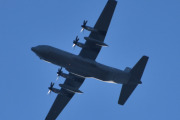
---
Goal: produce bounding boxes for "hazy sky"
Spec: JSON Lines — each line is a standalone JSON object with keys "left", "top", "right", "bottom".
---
{"left": 0, "top": 0, "right": 180, "bottom": 120}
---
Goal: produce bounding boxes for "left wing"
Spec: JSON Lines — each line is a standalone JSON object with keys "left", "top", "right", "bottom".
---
{"left": 45, "top": 74, "right": 85, "bottom": 120}
{"left": 45, "top": 90, "right": 74, "bottom": 120}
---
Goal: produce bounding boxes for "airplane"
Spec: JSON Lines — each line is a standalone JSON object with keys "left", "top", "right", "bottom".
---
{"left": 31, "top": 0, "right": 149, "bottom": 119}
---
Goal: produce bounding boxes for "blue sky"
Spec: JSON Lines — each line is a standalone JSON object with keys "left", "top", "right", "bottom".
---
{"left": 0, "top": 0, "right": 180, "bottom": 120}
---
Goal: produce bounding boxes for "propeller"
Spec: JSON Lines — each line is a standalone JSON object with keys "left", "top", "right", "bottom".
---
{"left": 47, "top": 82, "right": 54, "bottom": 95}
{"left": 80, "top": 20, "right": 88, "bottom": 32}
{"left": 56, "top": 67, "right": 63, "bottom": 80}
{"left": 72, "top": 36, "right": 79, "bottom": 48}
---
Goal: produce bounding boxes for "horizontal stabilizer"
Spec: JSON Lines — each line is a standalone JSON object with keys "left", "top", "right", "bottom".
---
{"left": 118, "top": 56, "right": 149, "bottom": 105}
{"left": 118, "top": 84, "right": 137, "bottom": 105}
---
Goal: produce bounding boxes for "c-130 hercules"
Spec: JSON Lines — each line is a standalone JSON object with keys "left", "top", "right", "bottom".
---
{"left": 31, "top": 0, "right": 149, "bottom": 119}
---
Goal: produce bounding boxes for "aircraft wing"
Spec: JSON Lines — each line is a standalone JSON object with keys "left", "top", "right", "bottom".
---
{"left": 45, "top": 74, "right": 85, "bottom": 120}
{"left": 45, "top": 90, "right": 74, "bottom": 120}
{"left": 79, "top": 0, "right": 117, "bottom": 60}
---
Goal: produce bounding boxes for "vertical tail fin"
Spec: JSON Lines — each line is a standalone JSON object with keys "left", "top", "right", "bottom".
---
{"left": 118, "top": 56, "right": 149, "bottom": 105}
{"left": 129, "top": 56, "right": 149, "bottom": 84}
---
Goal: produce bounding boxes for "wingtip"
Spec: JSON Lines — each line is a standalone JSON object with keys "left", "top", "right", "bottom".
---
{"left": 118, "top": 101, "right": 125, "bottom": 105}
{"left": 142, "top": 55, "right": 149, "bottom": 59}
{"left": 108, "top": 0, "right": 118, "bottom": 3}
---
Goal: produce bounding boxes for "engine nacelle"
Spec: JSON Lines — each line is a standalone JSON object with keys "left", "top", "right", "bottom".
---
{"left": 59, "top": 84, "right": 83, "bottom": 94}
{"left": 58, "top": 71, "right": 73, "bottom": 79}
{"left": 75, "top": 42, "right": 85, "bottom": 48}
{"left": 51, "top": 88, "right": 61, "bottom": 94}
{"left": 84, "top": 37, "right": 108, "bottom": 47}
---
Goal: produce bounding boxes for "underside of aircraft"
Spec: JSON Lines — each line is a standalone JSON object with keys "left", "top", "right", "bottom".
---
{"left": 31, "top": 0, "right": 149, "bottom": 119}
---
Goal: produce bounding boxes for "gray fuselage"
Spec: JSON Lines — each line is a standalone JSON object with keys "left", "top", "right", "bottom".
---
{"left": 31, "top": 45, "right": 130, "bottom": 84}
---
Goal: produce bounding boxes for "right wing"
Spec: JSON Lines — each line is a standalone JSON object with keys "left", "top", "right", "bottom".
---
{"left": 79, "top": 0, "right": 117, "bottom": 60}
{"left": 45, "top": 74, "right": 85, "bottom": 120}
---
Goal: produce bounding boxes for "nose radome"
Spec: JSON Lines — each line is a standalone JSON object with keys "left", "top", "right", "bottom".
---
{"left": 31, "top": 47, "right": 36, "bottom": 52}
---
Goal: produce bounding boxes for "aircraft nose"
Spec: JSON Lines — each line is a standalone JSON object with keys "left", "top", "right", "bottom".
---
{"left": 31, "top": 47, "right": 37, "bottom": 52}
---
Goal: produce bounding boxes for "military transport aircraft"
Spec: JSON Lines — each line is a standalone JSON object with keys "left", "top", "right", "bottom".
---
{"left": 31, "top": 0, "right": 149, "bottom": 119}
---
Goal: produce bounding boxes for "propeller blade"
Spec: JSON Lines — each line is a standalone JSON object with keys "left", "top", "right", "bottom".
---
{"left": 57, "top": 67, "right": 63, "bottom": 77}
{"left": 72, "top": 44, "right": 76, "bottom": 47}
{"left": 76, "top": 36, "right": 79, "bottom": 41}
{"left": 56, "top": 76, "right": 59, "bottom": 81}
{"left": 80, "top": 28, "right": 84, "bottom": 33}
{"left": 85, "top": 20, "right": 88, "bottom": 25}
{"left": 83, "top": 20, "right": 87, "bottom": 25}
{"left": 50, "top": 82, "right": 54, "bottom": 88}
{"left": 47, "top": 90, "right": 51, "bottom": 95}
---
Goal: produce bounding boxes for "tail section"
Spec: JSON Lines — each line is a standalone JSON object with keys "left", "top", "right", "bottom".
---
{"left": 129, "top": 56, "right": 149, "bottom": 84}
{"left": 118, "top": 56, "right": 149, "bottom": 105}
